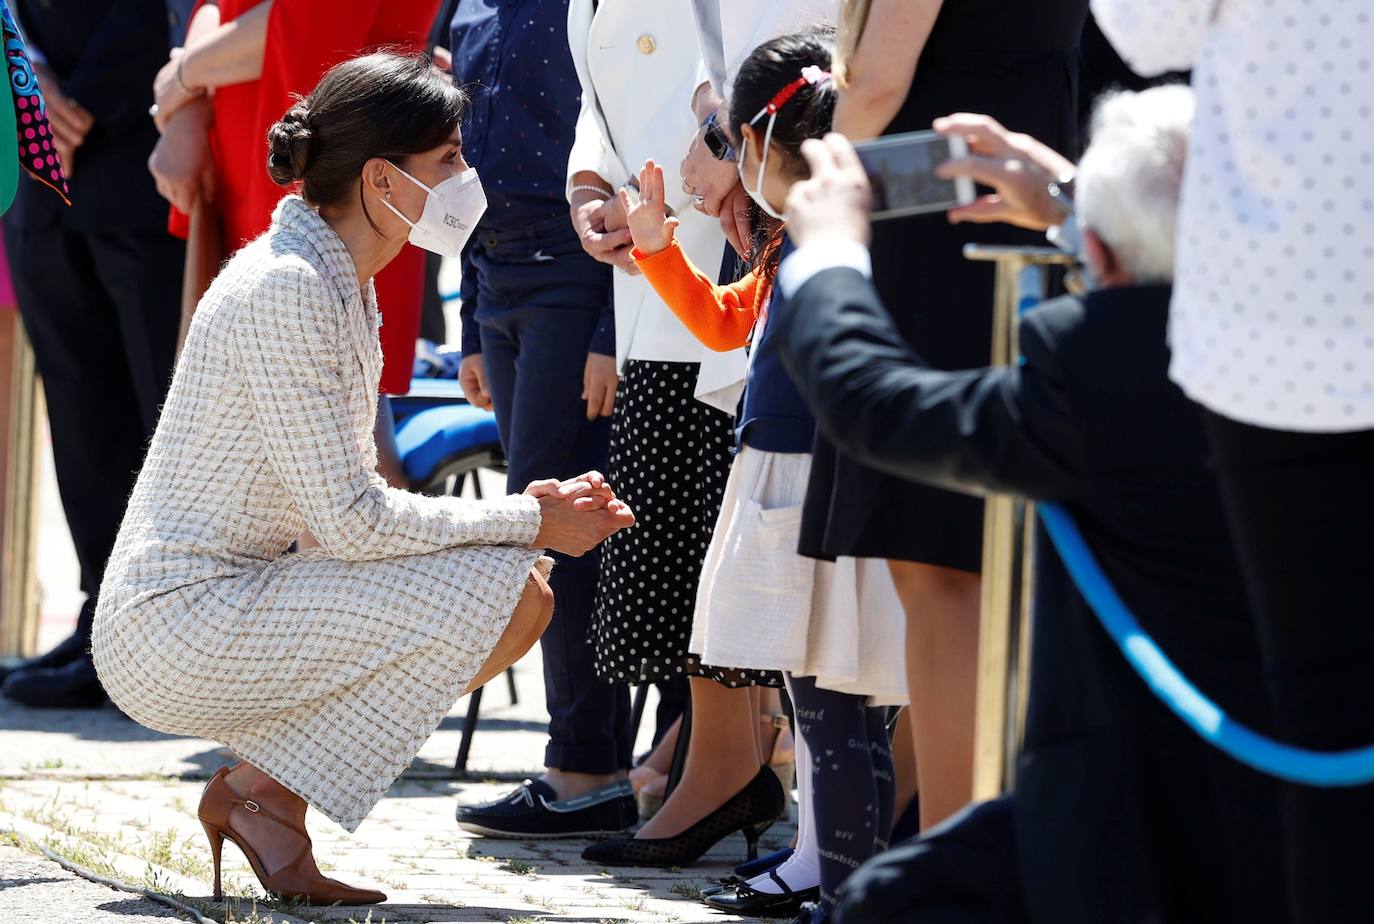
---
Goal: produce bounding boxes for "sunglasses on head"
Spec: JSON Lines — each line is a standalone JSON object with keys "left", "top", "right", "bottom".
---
{"left": 702, "top": 111, "right": 737, "bottom": 162}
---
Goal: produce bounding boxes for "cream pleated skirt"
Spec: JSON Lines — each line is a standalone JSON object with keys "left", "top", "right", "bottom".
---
{"left": 689, "top": 447, "right": 908, "bottom": 705}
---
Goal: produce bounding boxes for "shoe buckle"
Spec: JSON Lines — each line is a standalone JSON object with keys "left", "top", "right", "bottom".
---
{"left": 244, "top": 800, "right": 260, "bottom": 813}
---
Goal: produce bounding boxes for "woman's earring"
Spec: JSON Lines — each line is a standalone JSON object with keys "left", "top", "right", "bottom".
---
{"left": 385, "top": 192, "right": 393, "bottom": 201}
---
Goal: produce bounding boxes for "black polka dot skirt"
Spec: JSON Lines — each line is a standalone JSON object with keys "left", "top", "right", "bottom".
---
{"left": 592, "top": 360, "right": 781, "bottom": 688}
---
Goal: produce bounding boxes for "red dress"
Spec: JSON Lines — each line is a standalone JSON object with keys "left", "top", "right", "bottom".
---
{"left": 171, "top": 0, "right": 439, "bottom": 395}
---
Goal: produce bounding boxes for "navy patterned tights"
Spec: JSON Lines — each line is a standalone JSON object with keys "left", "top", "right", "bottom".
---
{"left": 787, "top": 674, "right": 896, "bottom": 918}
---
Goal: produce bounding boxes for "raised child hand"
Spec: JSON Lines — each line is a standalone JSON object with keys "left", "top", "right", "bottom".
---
{"left": 619, "top": 159, "right": 679, "bottom": 257}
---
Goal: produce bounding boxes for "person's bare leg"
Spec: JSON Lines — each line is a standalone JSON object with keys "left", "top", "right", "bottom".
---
{"left": 749, "top": 686, "right": 766, "bottom": 762}
{"left": 463, "top": 570, "right": 554, "bottom": 696}
{"left": 888, "top": 559, "right": 980, "bottom": 830}
{"left": 890, "top": 708, "right": 920, "bottom": 827}
{"left": 630, "top": 717, "right": 680, "bottom": 796}
{"left": 635, "top": 677, "right": 759, "bottom": 839}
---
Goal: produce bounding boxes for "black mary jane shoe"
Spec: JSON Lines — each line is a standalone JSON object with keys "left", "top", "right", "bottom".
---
{"left": 704, "top": 844, "right": 795, "bottom": 896}
{"left": 704, "top": 869, "right": 819, "bottom": 917}
{"left": 701, "top": 875, "right": 744, "bottom": 899}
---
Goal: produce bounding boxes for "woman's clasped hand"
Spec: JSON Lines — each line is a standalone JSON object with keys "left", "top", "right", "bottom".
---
{"left": 525, "top": 471, "right": 636, "bottom": 556}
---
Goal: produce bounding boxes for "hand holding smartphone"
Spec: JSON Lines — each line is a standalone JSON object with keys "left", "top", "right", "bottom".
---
{"left": 853, "top": 130, "right": 975, "bottom": 221}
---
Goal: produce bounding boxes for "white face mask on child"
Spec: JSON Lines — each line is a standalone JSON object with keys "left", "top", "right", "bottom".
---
{"left": 377, "top": 163, "right": 487, "bottom": 258}
{"left": 737, "top": 65, "right": 833, "bottom": 222}
{"left": 738, "top": 130, "right": 785, "bottom": 221}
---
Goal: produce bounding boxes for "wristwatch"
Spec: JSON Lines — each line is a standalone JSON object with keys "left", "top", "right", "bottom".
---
{"left": 1046, "top": 169, "right": 1076, "bottom": 220}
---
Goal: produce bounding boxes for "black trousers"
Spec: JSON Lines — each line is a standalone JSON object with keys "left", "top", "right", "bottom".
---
{"left": 5, "top": 227, "right": 183, "bottom": 645}
{"left": 1202, "top": 409, "right": 1374, "bottom": 924}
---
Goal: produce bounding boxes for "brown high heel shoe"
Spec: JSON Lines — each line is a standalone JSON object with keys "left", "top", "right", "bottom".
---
{"left": 198, "top": 765, "right": 385, "bottom": 906}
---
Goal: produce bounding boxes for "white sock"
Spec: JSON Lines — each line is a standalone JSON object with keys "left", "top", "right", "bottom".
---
{"left": 748, "top": 730, "right": 820, "bottom": 894}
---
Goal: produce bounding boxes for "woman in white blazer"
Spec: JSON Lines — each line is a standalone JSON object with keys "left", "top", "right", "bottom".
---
{"left": 565, "top": 0, "right": 786, "bottom": 859}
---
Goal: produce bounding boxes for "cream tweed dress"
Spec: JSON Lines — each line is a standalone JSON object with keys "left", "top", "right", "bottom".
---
{"left": 93, "top": 196, "right": 544, "bottom": 833}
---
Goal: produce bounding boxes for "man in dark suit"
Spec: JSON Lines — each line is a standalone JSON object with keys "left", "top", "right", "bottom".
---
{"left": 0, "top": 0, "right": 184, "bottom": 707}
{"left": 774, "top": 88, "right": 1285, "bottom": 923}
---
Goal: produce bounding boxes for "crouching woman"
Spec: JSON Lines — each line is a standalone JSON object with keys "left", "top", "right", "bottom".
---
{"left": 92, "top": 52, "right": 633, "bottom": 906}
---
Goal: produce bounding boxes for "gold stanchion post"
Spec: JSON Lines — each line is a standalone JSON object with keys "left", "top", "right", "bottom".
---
{"left": 0, "top": 312, "right": 41, "bottom": 662}
{"left": 963, "top": 245, "right": 1075, "bottom": 799}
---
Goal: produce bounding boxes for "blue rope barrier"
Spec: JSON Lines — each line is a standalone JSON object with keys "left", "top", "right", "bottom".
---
{"left": 1037, "top": 501, "right": 1374, "bottom": 787}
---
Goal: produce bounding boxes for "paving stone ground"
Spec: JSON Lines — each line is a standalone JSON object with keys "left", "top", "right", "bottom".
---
{"left": 0, "top": 841, "right": 185, "bottom": 923}
{"left": 0, "top": 654, "right": 795, "bottom": 924}
{"left": 5, "top": 376, "right": 795, "bottom": 923}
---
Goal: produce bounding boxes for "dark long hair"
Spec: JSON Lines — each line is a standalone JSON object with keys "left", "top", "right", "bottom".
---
{"left": 266, "top": 51, "right": 468, "bottom": 229}
{"left": 728, "top": 27, "right": 838, "bottom": 282}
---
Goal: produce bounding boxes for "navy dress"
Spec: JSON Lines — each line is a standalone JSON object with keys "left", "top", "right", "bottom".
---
{"left": 798, "top": 0, "right": 1089, "bottom": 569}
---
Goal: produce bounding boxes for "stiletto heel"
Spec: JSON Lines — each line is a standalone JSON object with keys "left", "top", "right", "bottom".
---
{"left": 200, "top": 819, "right": 224, "bottom": 900}
{"left": 197, "top": 765, "right": 385, "bottom": 905}
{"left": 581, "top": 766, "right": 785, "bottom": 868}
{"left": 743, "top": 821, "right": 770, "bottom": 862}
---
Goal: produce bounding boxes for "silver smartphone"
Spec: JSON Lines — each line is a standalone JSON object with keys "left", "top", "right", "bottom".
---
{"left": 854, "top": 130, "right": 974, "bottom": 221}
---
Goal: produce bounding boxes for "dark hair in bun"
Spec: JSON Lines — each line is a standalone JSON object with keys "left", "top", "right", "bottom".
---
{"left": 266, "top": 106, "right": 314, "bottom": 186}
{"left": 264, "top": 51, "right": 468, "bottom": 216}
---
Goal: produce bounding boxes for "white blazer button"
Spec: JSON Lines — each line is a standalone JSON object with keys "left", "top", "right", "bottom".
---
{"left": 636, "top": 35, "right": 657, "bottom": 55}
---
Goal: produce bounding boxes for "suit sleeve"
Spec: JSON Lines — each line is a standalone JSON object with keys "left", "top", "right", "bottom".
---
{"left": 776, "top": 267, "right": 1083, "bottom": 501}
{"left": 59, "top": 0, "right": 166, "bottom": 130}
{"left": 689, "top": 0, "right": 726, "bottom": 97}
{"left": 1090, "top": 0, "right": 1217, "bottom": 75}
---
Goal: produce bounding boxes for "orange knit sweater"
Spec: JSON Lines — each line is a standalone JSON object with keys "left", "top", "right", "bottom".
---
{"left": 632, "top": 240, "right": 768, "bottom": 352}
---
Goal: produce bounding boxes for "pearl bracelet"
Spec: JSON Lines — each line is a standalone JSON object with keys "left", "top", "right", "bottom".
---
{"left": 571, "top": 184, "right": 613, "bottom": 200}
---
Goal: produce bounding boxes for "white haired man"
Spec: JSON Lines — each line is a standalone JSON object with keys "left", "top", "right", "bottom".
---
{"left": 772, "top": 87, "right": 1287, "bottom": 923}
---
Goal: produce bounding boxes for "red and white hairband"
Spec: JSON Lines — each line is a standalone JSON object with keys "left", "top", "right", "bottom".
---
{"left": 745, "top": 65, "right": 835, "bottom": 126}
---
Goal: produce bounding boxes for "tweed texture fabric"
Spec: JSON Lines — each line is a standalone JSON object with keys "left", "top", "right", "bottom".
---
{"left": 93, "top": 196, "right": 543, "bottom": 832}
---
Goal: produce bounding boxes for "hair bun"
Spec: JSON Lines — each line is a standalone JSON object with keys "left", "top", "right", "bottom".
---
{"left": 267, "top": 106, "right": 315, "bottom": 187}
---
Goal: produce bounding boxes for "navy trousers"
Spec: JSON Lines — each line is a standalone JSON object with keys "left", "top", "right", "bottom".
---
{"left": 467, "top": 220, "right": 632, "bottom": 773}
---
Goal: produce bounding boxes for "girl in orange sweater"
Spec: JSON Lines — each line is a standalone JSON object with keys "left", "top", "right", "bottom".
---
{"left": 588, "top": 30, "right": 910, "bottom": 923}
{"left": 619, "top": 157, "right": 772, "bottom": 353}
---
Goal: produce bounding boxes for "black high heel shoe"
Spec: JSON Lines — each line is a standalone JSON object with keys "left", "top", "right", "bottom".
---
{"left": 581, "top": 766, "right": 784, "bottom": 868}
